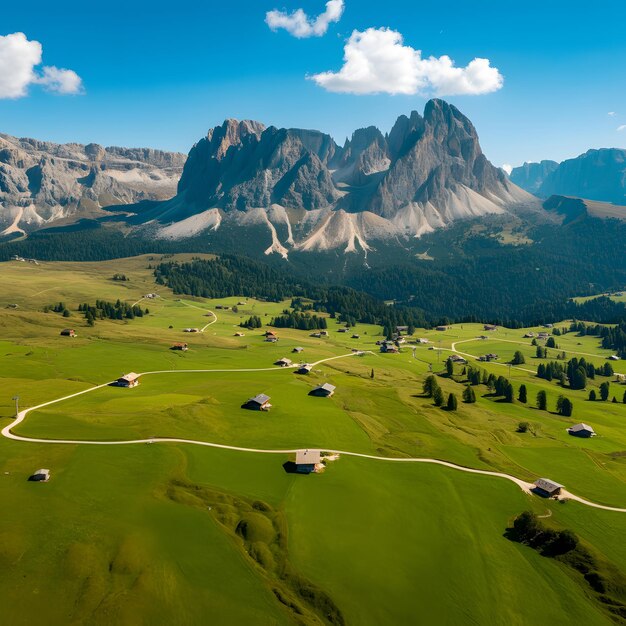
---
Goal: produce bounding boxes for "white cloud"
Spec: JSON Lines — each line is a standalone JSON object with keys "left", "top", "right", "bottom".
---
{"left": 266, "top": 0, "right": 344, "bottom": 38}
{"left": 501, "top": 164, "right": 513, "bottom": 175}
{"left": 36, "top": 66, "right": 83, "bottom": 95}
{"left": 608, "top": 111, "right": 616, "bottom": 116}
{"left": 0, "top": 32, "right": 83, "bottom": 99}
{"left": 618, "top": 125, "right": 626, "bottom": 132}
{"left": 310, "top": 27, "right": 503, "bottom": 96}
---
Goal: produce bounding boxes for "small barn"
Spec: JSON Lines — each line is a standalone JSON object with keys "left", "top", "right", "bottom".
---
{"left": 183, "top": 328, "right": 199, "bottom": 333}
{"left": 533, "top": 478, "right": 563, "bottom": 497}
{"left": 234, "top": 332, "right": 245, "bottom": 337}
{"left": 117, "top": 373, "right": 140, "bottom": 388}
{"left": 380, "top": 342, "right": 398, "bottom": 354}
{"left": 242, "top": 394, "right": 272, "bottom": 411}
{"left": 436, "top": 326, "right": 448, "bottom": 331}
{"left": 295, "top": 364, "right": 312, "bottom": 375}
{"left": 351, "top": 334, "right": 360, "bottom": 339}
{"left": 171, "top": 343, "right": 188, "bottom": 351}
{"left": 310, "top": 332, "right": 322, "bottom": 338}
{"left": 295, "top": 449, "right": 322, "bottom": 474}
{"left": 567, "top": 423, "right": 596, "bottom": 438}
{"left": 484, "top": 324, "right": 497, "bottom": 331}
{"left": 275, "top": 358, "right": 293, "bottom": 367}
{"left": 292, "top": 347, "right": 304, "bottom": 353}
{"left": 309, "top": 383, "right": 336, "bottom": 398}
{"left": 29, "top": 469, "right": 50, "bottom": 482}
{"left": 60, "top": 329, "right": 76, "bottom": 337}
{"left": 337, "top": 328, "right": 348, "bottom": 333}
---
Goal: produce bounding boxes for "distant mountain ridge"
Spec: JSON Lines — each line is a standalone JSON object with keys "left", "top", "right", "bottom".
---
{"left": 0, "top": 134, "right": 186, "bottom": 237}
{"left": 510, "top": 149, "right": 626, "bottom": 206}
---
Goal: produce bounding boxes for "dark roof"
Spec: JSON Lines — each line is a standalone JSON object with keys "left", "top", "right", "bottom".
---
{"left": 568, "top": 423, "right": 595, "bottom": 434}
{"left": 534, "top": 478, "right": 564, "bottom": 493}
{"left": 315, "top": 383, "right": 336, "bottom": 393}
{"left": 250, "top": 393, "right": 270, "bottom": 405}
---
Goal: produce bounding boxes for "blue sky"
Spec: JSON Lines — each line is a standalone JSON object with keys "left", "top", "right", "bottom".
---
{"left": 1, "top": 0, "right": 625, "bottom": 168}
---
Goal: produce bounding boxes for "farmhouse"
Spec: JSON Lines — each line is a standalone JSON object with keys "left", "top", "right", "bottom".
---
{"left": 320, "top": 330, "right": 329, "bottom": 337}
{"left": 417, "top": 338, "right": 429, "bottom": 344}
{"left": 435, "top": 326, "right": 448, "bottom": 331}
{"left": 380, "top": 341, "right": 399, "bottom": 353}
{"left": 484, "top": 324, "right": 497, "bottom": 331}
{"left": 60, "top": 329, "right": 76, "bottom": 337}
{"left": 296, "top": 364, "right": 312, "bottom": 374}
{"left": 567, "top": 423, "right": 596, "bottom": 438}
{"left": 265, "top": 336, "right": 278, "bottom": 343}
{"left": 309, "top": 383, "right": 336, "bottom": 398}
{"left": 351, "top": 334, "right": 360, "bottom": 339}
{"left": 533, "top": 478, "right": 563, "bottom": 497}
{"left": 117, "top": 373, "right": 140, "bottom": 388}
{"left": 609, "top": 355, "right": 620, "bottom": 361}
{"left": 275, "top": 357, "right": 292, "bottom": 367}
{"left": 292, "top": 347, "right": 304, "bottom": 353}
{"left": 478, "top": 353, "right": 499, "bottom": 362}
{"left": 337, "top": 328, "right": 348, "bottom": 333}
{"left": 29, "top": 469, "right": 50, "bottom": 482}
{"left": 234, "top": 332, "right": 245, "bottom": 337}
{"left": 183, "top": 328, "right": 199, "bottom": 333}
{"left": 170, "top": 343, "right": 188, "bottom": 351}
{"left": 242, "top": 394, "right": 272, "bottom": 411}
{"left": 449, "top": 354, "right": 467, "bottom": 364}
{"left": 616, "top": 373, "right": 626, "bottom": 383}
{"left": 524, "top": 332, "right": 535, "bottom": 338}
{"left": 295, "top": 449, "right": 322, "bottom": 474}
{"left": 264, "top": 331, "right": 277, "bottom": 338}
{"left": 310, "top": 332, "right": 322, "bottom": 338}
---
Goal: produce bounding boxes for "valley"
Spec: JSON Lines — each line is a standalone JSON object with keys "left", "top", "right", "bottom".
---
{"left": 2, "top": 254, "right": 626, "bottom": 624}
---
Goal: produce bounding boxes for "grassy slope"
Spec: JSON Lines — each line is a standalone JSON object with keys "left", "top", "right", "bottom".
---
{"left": 1, "top": 256, "right": 626, "bottom": 624}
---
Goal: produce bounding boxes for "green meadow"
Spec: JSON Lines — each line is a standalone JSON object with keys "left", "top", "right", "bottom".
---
{"left": 1, "top": 255, "right": 626, "bottom": 625}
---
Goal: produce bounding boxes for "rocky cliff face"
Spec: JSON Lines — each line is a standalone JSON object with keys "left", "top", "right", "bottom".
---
{"left": 511, "top": 150, "right": 626, "bottom": 206}
{"left": 151, "top": 99, "right": 535, "bottom": 254}
{"left": 510, "top": 160, "right": 558, "bottom": 194}
{"left": 0, "top": 134, "right": 186, "bottom": 236}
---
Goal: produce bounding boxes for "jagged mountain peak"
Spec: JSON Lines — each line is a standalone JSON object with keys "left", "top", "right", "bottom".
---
{"left": 150, "top": 100, "right": 537, "bottom": 253}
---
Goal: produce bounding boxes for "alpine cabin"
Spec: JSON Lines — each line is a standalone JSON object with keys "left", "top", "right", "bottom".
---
{"left": 295, "top": 449, "right": 322, "bottom": 474}
{"left": 117, "top": 373, "right": 140, "bottom": 388}
{"left": 242, "top": 394, "right": 272, "bottom": 411}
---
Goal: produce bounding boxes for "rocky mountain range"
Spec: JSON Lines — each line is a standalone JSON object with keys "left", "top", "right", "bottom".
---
{"left": 1, "top": 99, "right": 542, "bottom": 255}
{"left": 128, "top": 99, "right": 537, "bottom": 256}
{"left": 0, "top": 134, "right": 186, "bottom": 237}
{"left": 510, "top": 149, "right": 626, "bottom": 206}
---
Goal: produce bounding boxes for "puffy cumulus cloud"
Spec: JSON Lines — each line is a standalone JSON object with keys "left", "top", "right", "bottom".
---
{"left": 310, "top": 27, "right": 503, "bottom": 96}
{"left": 36, "top": 66, "right": 83, "bottom": 95}
{"left": 608, "top": 111, "right": 616, "bottom": 116}
{"left": 618, "top": 125, "right": 626, "bottom": 132}
{"left": 266, "top": 0, "right": 344, "bottom": 38}
{"left": 0, "top": 32, "right": 83, "bottom": 99}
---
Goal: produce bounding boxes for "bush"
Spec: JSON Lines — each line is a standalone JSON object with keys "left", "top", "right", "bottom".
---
{"left": 236, "top": 513, "right": 275, "bottom": 544}
{"left": 517, "top": 422, "right": 530, "bottom": 433}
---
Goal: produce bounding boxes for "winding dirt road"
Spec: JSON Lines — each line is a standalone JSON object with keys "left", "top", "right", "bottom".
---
{"left": 3, "top": 304, "right": 625, "bottom": 513}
